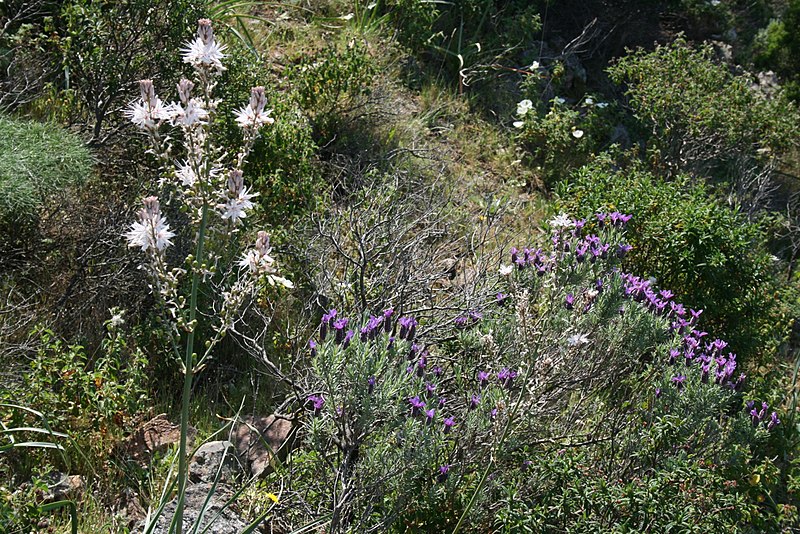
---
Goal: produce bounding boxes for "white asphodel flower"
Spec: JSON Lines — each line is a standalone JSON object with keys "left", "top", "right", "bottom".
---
{"left": 125, "top": 99, "right": 171, "bottom": 129}
{"left": 125, "top": 196, "right": 175, "bottom": 252}
{"left": 221, "top": 189, "right": 258, "bottom": 223}
{"left": 182, "top": 19, "right": 226, "bottom": 72}
{"left": 124, "top": 80, "right": 171, "bottom": 130}
{"left": 549, "top": 213, "right": 575, "bottom": 229}
{"left": 572, "top": 129, "right": 585, "bottom": 139}
{"left": 513, "top": 120, "right": 525, "bottom": 129}
{"left": 499, "top": 264, "right": 514, "bottom": 276}
{"left": 584, "top": 97, "right": 594, "bottom": 105}
{"left": 516, "top": 99, "right": 533, "bottom": 116}
{"left": 175, "top": 161, "right": 198, "bottom": 187}
{"left": 529, "top": 60, "right": 540, "bottom": 70}
{"left": 234, "top": 105, "right": 275, "bottom": 129}
{"left": 238, "top": 232, "right": 294, "bottom": 288}
{"left": 234, "top": 86, "right": 274, "bottom": 130}
{"left": 567, "top": 333, "right": 590, "bottom": 346}
{"left": 220, "top": 170, "right": 259, "bottom": 224}
{"left": 596, "top": 102, "right": 609, "bottom": 109}
{"left": 169, "top": 98, "right": 208, "bottom": 127}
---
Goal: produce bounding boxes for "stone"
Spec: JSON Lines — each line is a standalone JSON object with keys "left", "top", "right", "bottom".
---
{"left": 189, "top": 440, "right": 244, "bottom": 485}
{"left": 233, "top": 415, "right": 295, "bottom": 478}
{"left": 133, "top": 483, "right": 251, "bottom": 534}
{"left": 121, "top": 414, "right": 197, "bottom": 463}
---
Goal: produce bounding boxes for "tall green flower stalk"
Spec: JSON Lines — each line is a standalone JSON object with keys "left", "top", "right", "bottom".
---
{"left": 123, "top": 19, "right": 291, "bottom": 534}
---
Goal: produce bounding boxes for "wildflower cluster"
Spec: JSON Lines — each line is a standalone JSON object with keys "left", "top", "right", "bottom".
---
{"left": 500, "top": 212, "right": 778, "bottom": 430}
{"left": 124, "top": 19, "right": 291, "bottom": 357}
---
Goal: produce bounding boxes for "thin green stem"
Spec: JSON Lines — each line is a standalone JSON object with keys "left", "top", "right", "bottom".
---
{"left": 175, "top": 204, "right": 209, "bottom": 534}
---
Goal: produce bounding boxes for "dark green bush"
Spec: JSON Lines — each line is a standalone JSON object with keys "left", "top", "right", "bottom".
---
{"left": 556, "top": 154, "right": 788, "bottom": 362}
{"left": 753, "top": 0, "right": 800, "bottom": 101}
{"left": 608, "top": 38, "right": 799, "bottom": 188}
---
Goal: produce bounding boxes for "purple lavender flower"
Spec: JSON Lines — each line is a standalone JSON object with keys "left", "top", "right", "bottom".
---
{"left": 333, "top": 318, "right": 349, "bottom": 344}
{"left": 478, "top": 371, "right": 490, "bottom": 389}
{"left": 437, "top": 464, "right": 450, "bottom": 483}
{"left": 565, "top": 293, "right": 575, "bottom": 310}
{"left": 416, "top": 355, "right": 428, "bottom": 377}
{"left": 419, "top": 407, "right": 433, "bottom": 424}
{"left": 438, "top": 397, "right": 446, "bottom": 408}
{"left": 496, "top": 292, "right": 509, "bottom": 306}
{"left": 425, "top": 382, "right": 436, "bottom": 396}
{"left": 408, "top": 396, "right": 426, "bottom": 417}
{"left": 383, "top": 308, "right": 394, "bottom": 332}
{"left": 469, "top": 394, "right": 481, "bottom": 410}
{"left": 510, "top": 247, "right": 519, "bottom": 264}
{"left": 596, "top": 212, "right": 607, "bottom": 227}
{"left": 307, "top": 394, "right": 325, "bottom": 415}
{"left": 490, "top": 408, "right": 498, "bottom": 420}
{"left": 655, "top": 387, "right": 661, "bottom": 399}
{"left": 398, "top": 316, "right": 418, "bottom": 341}
{"left": 455, "top": 316, "right": 469, "bottom": 329}
{"left": 617, "top": 244, "right": 632, "bottom": 259}
{"left": 668, "top": 348, "right": 680, "bottom": 365}
{"left": 443, "top": 417, "right": 455, "bottom": 434}
{"left": 671, "top": 375, "right": 686, "bottom": 391}
{"left": 497, "top": 368, "right": 518, "bottom": 389}
{"left": 342, "top": 329, "right": 354, "bottom": 349}
{"left": 433, "top": 366, "right": 443, "bottom": 378}
{"left": 768, "top": 412, "right": 781, "bottom": 430}
{"left": 368, "top": 376, "right": 376, "bottom": 394}
{"left": 309, "top": 339, "right": 317, "bottom": 358}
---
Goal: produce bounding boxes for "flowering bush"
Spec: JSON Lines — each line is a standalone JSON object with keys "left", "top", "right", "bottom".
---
{"left": 268, "top": 210, "right": 782, "bottom": 531}
{"left": 512, "top": 94, "right": 618, "bottom": 186}
{"left": 556, "top": 154, "right": 790, "bottom": 362}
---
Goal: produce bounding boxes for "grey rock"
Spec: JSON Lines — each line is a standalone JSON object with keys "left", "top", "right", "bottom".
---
{"left": 189, "top": 440, "right": 244, "bottom": 485}
{"left": 134, "top": 483, "right": 250, "bottom": 534}
{"left": 233, "top": 415, "right": 295, "bottom": 478}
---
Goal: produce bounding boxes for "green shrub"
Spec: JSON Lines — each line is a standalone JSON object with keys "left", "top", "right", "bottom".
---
{"left": 608, "top": 38, "right": 799, "bottom": 188}
{"left": 287, "top": 39, "right": 376, "bottom": 143}
{"left": 556, "top": 154, "right": 788, "bottom": 362}
{"left": 0, "top": 115, "right": 92, "bottom": 234}
{"left": 753, "top": 0, "right": 800, "bottom": 101}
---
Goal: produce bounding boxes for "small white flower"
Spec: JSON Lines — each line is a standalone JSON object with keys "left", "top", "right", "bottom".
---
{"left": 108, "top": 308, "right": 126, "bottom": 328}
{"left": 513, "top": 120, "right": 525, "bottom": 129}
{"left": 499, "top": 264, "right": 514, "bottom": 276}
{"left": 584, "top": 96, "right": 594, "bottom": 105}
{"left": 595, "top": 102, "right": 609, "bottom": 109}
{"left": 585, "top": 288, "right": 599, "bottom": 300}
{"left": 549, "top": 213, "right": 575, "bottom": 229}
{"left": 182, "top": 37, "right": 226, "bottom": 72}
{"left": 265, "top": 275, "right": 294, "bottom": 289}
{"left": 175, "top": 161, "right": 198, "bottom": 187}
{"left": 567, "top": 333, "right": 590, "bottom": 346}
{"left": 125, "top": 214, "right": 175, "bottom": 252}
{"left": 221, "top": 187, "right": 258, "bottom": 224}
{"left": 529, "top": 60, "right": 540, "bottom": 70}
{"left": 554, "top": 97, "right": 566, "bottom": 105}
{"left": 340, "top": 13, "right": 354, "bottom": 20}
{"left": 234, "top": 105, "right": 275, "bottom": 129}
{"left": 572, "top": 129, "right": 584, "bottom": 139}
{"left": 124, "top": 98, "right": 171, "bottom": 129}
{"left": 516, "top": 99, "right": 533, "bottom": 116}
{"left": 169, "top": 98, "right": 208, "bottom": 127}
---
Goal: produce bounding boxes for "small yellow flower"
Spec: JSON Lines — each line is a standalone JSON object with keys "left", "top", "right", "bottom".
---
{"left": 749, "top": 473, "right": 761, "bottom": 485}
{"left": 267, "top": 492, "right": 279, "bottom": 504}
